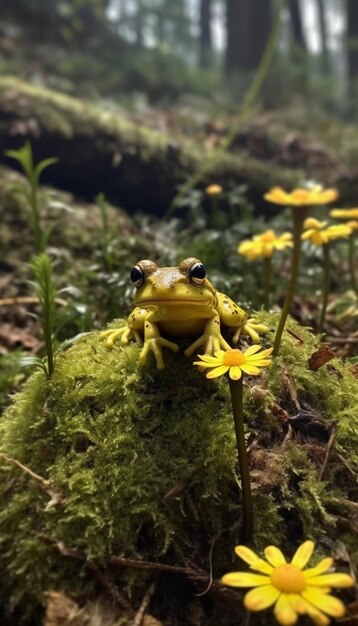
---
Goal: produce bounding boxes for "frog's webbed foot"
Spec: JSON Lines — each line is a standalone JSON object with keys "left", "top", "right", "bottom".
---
{"left": 185, "top": 334, "right": 231, "bottom": 357}
{"left": 140, "top": 336, "right": 179, "bottom": 370}
{"left": 232, "top": 317, "right": 269, "bottom": 344}
{"left": 100, "top": 326, "right": 142, "bottom": 348}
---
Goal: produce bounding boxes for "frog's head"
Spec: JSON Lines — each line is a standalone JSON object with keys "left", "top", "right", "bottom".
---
{"left": 130, "top": 258, "right": 216, "bottom": 310}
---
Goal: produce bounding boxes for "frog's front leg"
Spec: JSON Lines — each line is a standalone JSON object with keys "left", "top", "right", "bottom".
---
{"left": 99, "top": 306, "right": 145, "bottom": 348}
{"left": 232, "top": 318, "right": 269, "bottom": 344}
{"left": 140, "top": 311, "right": 179, "bottom": 370}
{"left": 184, "top": 311, "right": 231, "bottom": 357}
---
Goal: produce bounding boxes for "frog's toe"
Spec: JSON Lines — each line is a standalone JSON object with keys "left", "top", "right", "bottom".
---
{"left": 184, "top": 336, "right": 203, "bottom": 357}
{"left": 100, "top": 328, "right": 125, "bottom": 348}
{"left": 158, "top": 337, "right": 179, "bottom": 353}
{"left": 232, "top": 327, "right": 243, "bottom": 344}
{"left": 217, "top": 336, "right": 231, "bottom": 351}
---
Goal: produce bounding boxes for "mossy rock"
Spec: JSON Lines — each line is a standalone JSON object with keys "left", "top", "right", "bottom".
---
{"left": 0, "top": 313, "right": 357, "bottom": 625}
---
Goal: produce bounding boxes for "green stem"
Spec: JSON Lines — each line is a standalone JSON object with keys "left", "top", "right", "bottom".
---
{"left": 273, "top": 208, "right": 308, "bottom": 356}
{"left": 317, "top": 244, "right": 330, "bottom": 334}
{"left": 349, "top": 234, "right": 357, "bottom": 293}
{"left": 30, "top": 186, "right": 44, "bottom": 254}
{"left": 210, "top": 197, "right": 219, "bottom": 228}
{"left": 229, "top": 376, "right": 253, "bottom": 542}
{"left": 263, "top": 257, "right": 272, "bottom": 310}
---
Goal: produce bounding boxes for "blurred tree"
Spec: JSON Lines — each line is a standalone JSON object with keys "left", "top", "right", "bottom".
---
{"left": 347, "top": 0, "right": 358, "bottom": 114}
{"left": 225, "top": 0, "right": 272, "bottom": 74}
{"left": 199, "top": 0, "right": 213, "bottom": 68}
{"left": 316, "top": 0, "right": 329, "bottom": 71}
{"left": 347, "top": 0, "right": 358, "bottom": 79}
{"left": 289, "top": 0, "right": 306, "bottom": 51}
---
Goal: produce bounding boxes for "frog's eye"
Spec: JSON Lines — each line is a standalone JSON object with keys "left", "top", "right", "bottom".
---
{"left": 130, "top": 265, "right": 145, "bottom": 288}
{"left": 189, "top": 262, "right": 206, "bottom": 285}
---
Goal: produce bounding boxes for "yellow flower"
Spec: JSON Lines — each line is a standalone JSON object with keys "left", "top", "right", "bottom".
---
{"left": 302, "top": 218, "right": 352, "bottom": 246}
{"left": 346, "top": 220, "right": 358, "bottom": 231}
{"left": 194, "top": 345, "right": 273, "bottom": 380}
{"left": 264, "top": 186, "right": 339, "bottom": 207}
{"left": 238, "top": 230, "right": 293, "bottom": 260}
{"left": 330, "top": 208, "right": 358, "bottom": 220}
{"left": 221, "top": 540, "right": 354, "bottom": 626}
{"left": 206, "top": 184, "right": 223, "bottom": 196}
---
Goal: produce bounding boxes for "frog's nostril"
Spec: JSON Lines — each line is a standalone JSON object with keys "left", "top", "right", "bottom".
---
{"left": 169, "top": 283, "right": 175, "bottom": 288}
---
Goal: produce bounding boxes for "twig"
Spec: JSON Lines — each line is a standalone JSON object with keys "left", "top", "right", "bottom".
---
{"left": 133, "top": 582, "right": 156, "bottom": 626}
{"left": 282, "top": 423, "right": 293, "bottom": 447}
{"left": 107, "top": 554, "right": 206, "bottom": 578}
{"left": 0, "top": 296, "right": 68, "bottom": 307}
{"left": 45, "top": 539, "right": 236, "bottom": 605}
{"left": 335, "top": 453, "right": 358, "bottom": 481}
{"left": 0, "top": 453, "right": 63, "bottom": 508}
{"left": 319, "top": 421, "right": 337, "bottom": 480}
{"left": 325, "top": 337, "right": 358, "bottom": 345}
{"left": 86, "top": 561, "right": 133, "bottom": 613}
{"left": 286, "top": 328, "right": 305, "bottom": 344}
{"left": 42, "top": 539, "right": 132, "bottom": 613}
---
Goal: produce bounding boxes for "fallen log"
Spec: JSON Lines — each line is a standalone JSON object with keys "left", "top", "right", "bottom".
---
{"left": 0, "top": 76, "right": 304, "bottom": 216}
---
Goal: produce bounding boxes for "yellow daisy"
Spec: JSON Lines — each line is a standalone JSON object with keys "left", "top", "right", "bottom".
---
{"left": 206, "top": 184, "right": 223, "bottom": 196}
{"left": 302, "top": 218, "right": 352, "bottom": 246}
{"left": 330, "top": 208, "right": 358, "bottom": 220}
{"left": 346, "top": 220, "right": 358, "bottom": 231}
{"left": 222, "top": 540, "right": 354, "bottom": 626}
{"left": 238, "top": 230, "right": 293, "bottom": 260}
{"left": 264, "top": 186, "right": 339, "bottom": 207}
{"left": 194, "top": 345, "right": 273, "bottom": 380}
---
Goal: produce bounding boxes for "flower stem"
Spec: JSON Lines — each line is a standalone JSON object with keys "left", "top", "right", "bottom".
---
{"left": 273, "top": 208, "right": 307, "bottom": 356}
{"left": 263, "top": 257, "right": 271, "bottom": 310}
{"left": 349, "top": 234, "right": 357, "bottom": 293}
{"left": 229, "top": 376, "right": 253, "bottom": 542}
{"left": 318, "top": 243, "right": 330, "bottom": 334}
{"left": 210, "top": 197, "right": 219, "bottom": 228}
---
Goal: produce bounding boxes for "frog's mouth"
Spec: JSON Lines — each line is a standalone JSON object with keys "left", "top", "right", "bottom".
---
{"left": 137, "top": 298, "right": 212, "bottom": 307}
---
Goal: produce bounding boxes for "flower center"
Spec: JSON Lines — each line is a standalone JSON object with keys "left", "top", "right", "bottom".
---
{"left": 260, "top": 231, "right": 276, "bottom": 243}
{"left": 223, "top": 349, "right": 245, "bottom": 366}
{"left": 270, "top": 564, "right": 306, "bottom": 593}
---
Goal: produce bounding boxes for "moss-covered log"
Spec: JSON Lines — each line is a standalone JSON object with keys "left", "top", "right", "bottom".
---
{"left": 0, "top": 313, "right": 357, "bottom": 625}
{"left": 0, "top": 76, "right": 305, "bottom": 217}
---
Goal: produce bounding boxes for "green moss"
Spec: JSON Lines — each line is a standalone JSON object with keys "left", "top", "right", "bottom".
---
{"left": 0, "top": 314, "right": 357, "bottom": 624}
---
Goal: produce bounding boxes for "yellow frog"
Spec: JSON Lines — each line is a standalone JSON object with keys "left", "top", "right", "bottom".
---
{"left": 100, "top": 257, "right": 267, "bottom": 369}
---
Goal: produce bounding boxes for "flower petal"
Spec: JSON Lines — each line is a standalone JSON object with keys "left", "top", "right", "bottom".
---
{"left": 291, "top": 541, "right": 315, "bottom": 569}
{"left": 304, "top": 558, "right": 334, "bottom": 578}
{"left": 206, "top": 365, "right": 229, "bottom": 379}
{"left": 304, "top": 604, "right": 330, "bottom": 626}
{"left": 274, "top": 594, "right": 298, "bottom": 626}
{"left": 229, "top": 366, "right": 242, "bottom": 380}
{"left": 244, "top": 585, "right": 280, "bottom": 611}
{"left": 240, "top": 363, "right": 260, "bottom": 375}
{"left": 288, "top": 594, "right": 307, "bottom": 614}
{"left": 234, "top": 545, "right": 274, "bottom": 574}
{"left": 264, "top": 546, "right": 286, "bottom": 567}
{"left": 302, "top": 589, "right": 346, "bottom": 618}
{"left": 243, "top": 344, "right": 262, "bottom": 356}
{"left": 221, "top": 572, "right": 270, "bottom": 588}
{"left": 307, "top": 573, "right": 354, "bottom": 588}
{"left": 196, "top": 354, "right": 222, "bottom": 363}
{"left": 213, "top": 350, "right": 225, "bottom": 358}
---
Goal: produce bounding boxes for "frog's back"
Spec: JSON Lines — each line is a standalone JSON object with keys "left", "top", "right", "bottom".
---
{"left": 216, "top": 291, "right": 247, "bottom": 328}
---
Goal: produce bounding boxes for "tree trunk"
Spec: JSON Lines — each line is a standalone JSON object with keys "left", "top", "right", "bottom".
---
{"left": 347, "top": 0, "right": 358, "bottom": 80}
{"left": 316, "top": 0, "right": 329, "bottom": 71}
{"left": 289, "top": 0, "right": 306, "bottom": 50}
{"left": 199, "top": 0, "right": 212, "bottom": 68}
{"left": 225, "top": 0, "right": 272, "bottom": 74}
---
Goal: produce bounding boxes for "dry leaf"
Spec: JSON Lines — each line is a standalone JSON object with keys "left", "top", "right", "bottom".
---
{"left": 308, "top": 344, "right": 335, "bottom": 371}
